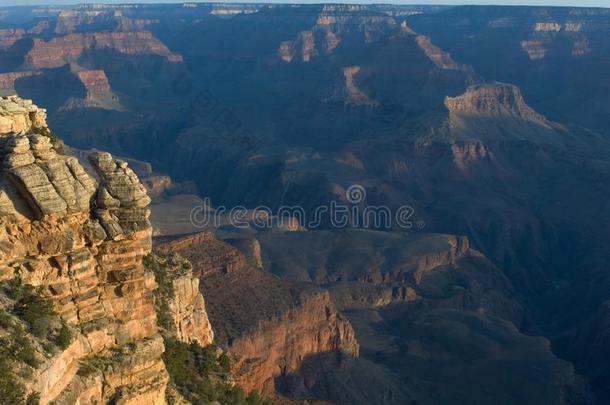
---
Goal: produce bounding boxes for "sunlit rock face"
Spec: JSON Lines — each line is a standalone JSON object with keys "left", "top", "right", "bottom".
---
{"left": 156, "top": 233, "right": 359, "bottom": 396}
{"left": 0, "top": 95, "right": 168, "bottom": 405}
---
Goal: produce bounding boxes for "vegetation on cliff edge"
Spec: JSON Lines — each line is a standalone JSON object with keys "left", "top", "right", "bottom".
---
{"left": 0, "top": 277, "right": 71, "bottom": 404}
{"left": 147, "top": 253, "right": 264, "bottom": 405}
{"left": 163, "top": 337, "right": 264, "bottom": 405}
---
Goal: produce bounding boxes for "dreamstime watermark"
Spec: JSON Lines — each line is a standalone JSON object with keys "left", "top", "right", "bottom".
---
{"left": 189, "top": 184, "right": 425, "bottom": 231}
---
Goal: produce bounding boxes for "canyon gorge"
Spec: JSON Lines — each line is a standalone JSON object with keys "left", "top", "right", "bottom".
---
{"left": 1, "top": 3, "right": 610, "bottom": 404}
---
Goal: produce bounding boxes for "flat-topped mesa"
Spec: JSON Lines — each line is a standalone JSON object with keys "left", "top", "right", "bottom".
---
{"left": 445, "top": 83, "right": 547, "bottom": 122}
{"left": 440, "top": 82, "right": 564, "bottom": 142}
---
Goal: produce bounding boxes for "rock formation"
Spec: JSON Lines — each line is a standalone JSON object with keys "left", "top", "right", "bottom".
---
{"left": 445, "top": 83, "right": 548, "bottom": 121}
{"left": 145, "top": 253, "right": 214, "bottom": 347}
{"left": 0, "top": 96, "right": 48, "bottom": 135}
{"left": 65, "top": 67, "right": 123, "bottom": 111}
{"left": 0, "top": 96, "right": 169, "bottom": 404}
{"left": 277, "top": 4, "right": 397, "bottom": 63}
{"left": 0, "top": 72, "right": 41, "bottom": 97}
{"left": 442, "top": 82, "right": 562, "bottom": 141}
{"left": 22, "top": 32, "right": 182, "bottom": 70}
{"left": 156, "top": 233, "right": 359, "bottom": 397}
{"left": 0, "top": 28, "right": 25, "bottom": 49}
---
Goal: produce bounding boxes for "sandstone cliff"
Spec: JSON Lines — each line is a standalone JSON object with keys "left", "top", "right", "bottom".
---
{"left": 144, "top": 253, "right": 214, "bottom": 347}
{"left": 156, "top": 233, "right": 359, "bottom": 397}
{"left": 0, "top": 96, "right": 167, "bottom": 404}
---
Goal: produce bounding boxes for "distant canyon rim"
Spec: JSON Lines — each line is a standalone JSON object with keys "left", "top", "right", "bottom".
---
{"left": 0, "top": 3, "right": 609, "bottom": 404}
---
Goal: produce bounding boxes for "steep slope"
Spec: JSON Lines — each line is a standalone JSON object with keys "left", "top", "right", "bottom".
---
{"left": 2, "top": 4, "right": 610, "bottom": 402}
{"left": 0, "top": 96, "right": 167, "bottom": 404}
{"left": 155, "top": 232, "right": 359, "bottom": 397}
{"left": 440, "top": 82, "right": 562, "bottom": 142}
{"left": 0, "top": 95, "right": 255, "bottom": 405}
{"left": 569, "top": 301, "right": 610, "bottom": 402}
{"left": 21, "top": 32, "right": 182, "bottom": 70}
{"left": 257, "top": 229, "right": 588, "bottom": 404}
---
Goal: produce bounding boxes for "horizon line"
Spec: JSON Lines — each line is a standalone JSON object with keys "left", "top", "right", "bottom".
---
{"left": 1, "top": 1, "right": 609, "bottom": 10}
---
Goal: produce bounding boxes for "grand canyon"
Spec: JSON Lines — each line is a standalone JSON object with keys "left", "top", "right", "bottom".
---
{"left": 0, "top": 2, "right": 609, "bottom": 404}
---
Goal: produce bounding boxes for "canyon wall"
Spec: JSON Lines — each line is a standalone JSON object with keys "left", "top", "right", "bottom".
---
{"left": 22, "top": 31, "right": 182, "bottom": 70}
{"left": 156, "top": 233, "right": 359, "bottom": 396}
{"left": 0, "top": 96, "right": 169, "bottom": 404}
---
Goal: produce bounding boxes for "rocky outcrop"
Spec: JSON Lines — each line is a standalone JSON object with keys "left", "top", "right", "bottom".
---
{"left": 0, "top": 96, "right": 168, "bottom": 404}
{"left": 445, "top": 83, "right": 546, "bottom": 121}
{"left": 0, "top": 28, "right": 25, "bottom": 49}
{"left": 0, "top": 96, "right": 48, "bottom": 134}
{"left": 520, "top": 21, "right": 590, "bottom": 60}
{"left": 52, "top": 9, "right": 156, "bottom": 35}
{"left": 145, "top": 253, "right": 214, "bottom": 347}
{"left": 64, "top": 67, "right": 123, "bottom": 111}
{"left": 341, "top": 66, "right": 379, "bottom": 107}
{"left": 156, "top": 232, "right": 247, "bottom": 277}
{"left": 278, "top": 31, "right": 317, "bottom": 63}
{"left": 22, "top": 31, "right": 182, "bottom": 70}
{"left": 442, "top": 82, "right": 563, "bottom": 141}
{"left": 88, "top": 150, "right": 151, "bottom": 239}
{"left": 167, "top": 267, "right": 214, "bottom": 347}
{"left": 228, "top": 289, "right": 359, "bottom": 395}
{"left": 520, "top": 39, "right": 547, "bottom": 60}
{"left": 156, "top": 233, "right": 359, "bottom": 397}
{"left": 415, "top": 34, "right": 469, "bottom": 71}
{"left": 278, "top": 5, "right": 397, "bottom": 63}
{"left": 0, "top": 72, "right": 42, "bottom": 97}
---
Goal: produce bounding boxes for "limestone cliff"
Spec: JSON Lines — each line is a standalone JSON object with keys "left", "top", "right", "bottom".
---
{"left": 0, "top": 96, "right": 167, "bottom": 404}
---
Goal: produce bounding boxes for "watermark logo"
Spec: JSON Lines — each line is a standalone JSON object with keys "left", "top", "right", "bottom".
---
{"left": 345, "top": 184, "right": 366, "bottom": 204}
{"left": 190, "top": 184, "right": 424, "bottom": 232}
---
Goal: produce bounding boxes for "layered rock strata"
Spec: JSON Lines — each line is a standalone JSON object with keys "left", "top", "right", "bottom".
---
{"left": 156, "top": 232, "right": 359, "bottom": 396}
{"left": 146, "top": 253, "right": 214, "bottom": 347}
{"left": 22, "top": 32, "right": 183, "bottom": 70}
{"left": 0, "top": 96, "right": 168, "bottom": 404}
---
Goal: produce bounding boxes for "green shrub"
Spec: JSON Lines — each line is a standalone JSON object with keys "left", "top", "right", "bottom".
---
{"left": 0, "top": 358, "right": 25, "bottom": 405}
{"left": 0, "top": 279, "right": 64, "bottom": 404}
{"left": 145, "top": 254, "right": 176, "bottom": 332}
{"left": 163, "top": 337, "right": 265, "bottom": 405}
{"left": 218, "top": 351, "right": 231, "bottom": 374}
{"left": 55, "top": 322, "right": 71, "bottom": 350}
{"left": 4, "top": 278, "right": 55, "bottom": 338}
{"left": 26, "top": 392, "right": 40, "bottom": 405}
{"left": 9, "top": 326, "right": 40, "bottom": 368}
{"left": 0, "top": 308, "right": 13, "bottom": 329}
